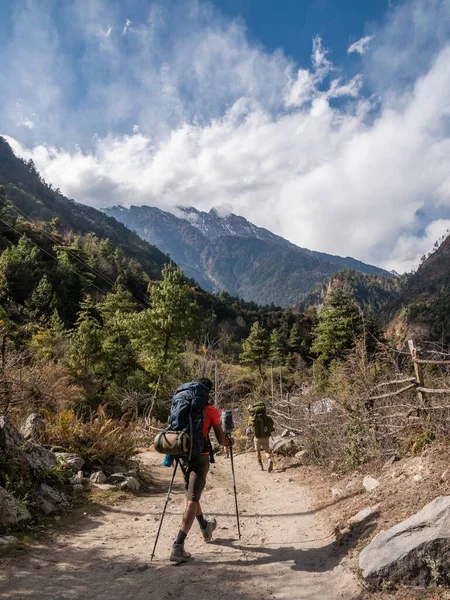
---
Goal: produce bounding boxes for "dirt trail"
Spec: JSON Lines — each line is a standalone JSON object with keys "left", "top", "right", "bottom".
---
{"left": 0, "top": 452, "right": 360, "bottom": 600}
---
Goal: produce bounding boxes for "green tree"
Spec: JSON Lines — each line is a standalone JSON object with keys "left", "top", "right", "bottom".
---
{"left": 269, "top": 328, "right": 284, "bottom": 365}
{"left": 288, "top": 322, "right": 301, "bottom": 354}
{"left": 310, "top": 288, "right": 362, "bottom": 363}
{"left": 27, "top": 274, "right": 56, "bottom": 320}
{"left": 0, "top": 235, "right": 40, "bottom": 305}
{"left": 240, "top": 322, "right": 268, "bottom": 376}
{"left": 66, "top": 297, "right": 105, "bottom": 402}
{"left": 126, "top": 264, "right": 197, "bottom": 384}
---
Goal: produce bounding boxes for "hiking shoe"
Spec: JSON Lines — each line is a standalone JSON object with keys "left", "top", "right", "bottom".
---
{"left": 201, "top": 517, "right": 217, "bottom": 542}
{"left": 170, "top": 543, "right": 192, "bottom": 563}
{"left": 268, "top": 458, "right": 274, "bottom": 473}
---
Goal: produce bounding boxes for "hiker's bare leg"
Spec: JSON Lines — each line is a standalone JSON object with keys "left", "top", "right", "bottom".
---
{"left": 180, "top": 500, "right": 201, "bottom": 534}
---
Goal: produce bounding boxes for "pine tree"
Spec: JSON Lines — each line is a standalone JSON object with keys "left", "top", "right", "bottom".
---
{"left": 269, "top": 328, "right": 284, "bottom": 365}
{"left": 288, "top": 322, "right": 301, "bottom": 354}
{"left": 310, "top": 288, "right": 362, "bottom": 363}
{"left": 27, "top": 274, "right": 55, "bottom": 320}
{"left": 126, "top": 264, "right": 197, "bottom": 383}
{"left": 240, "top": 322, "right": 268, "bottom": 376}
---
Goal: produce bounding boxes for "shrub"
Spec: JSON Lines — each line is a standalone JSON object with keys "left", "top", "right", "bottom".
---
{"left": 42, "top": 407, "right": 138, "bottom": 472}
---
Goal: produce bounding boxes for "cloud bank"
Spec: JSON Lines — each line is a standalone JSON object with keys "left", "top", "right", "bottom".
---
{"left": 2, "top": 0, "right": 450, "bottom": 273}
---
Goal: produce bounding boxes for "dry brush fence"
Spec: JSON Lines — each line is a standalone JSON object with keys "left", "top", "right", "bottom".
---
{"left": 270, "top": 340, "right": 450, "bottom": 470}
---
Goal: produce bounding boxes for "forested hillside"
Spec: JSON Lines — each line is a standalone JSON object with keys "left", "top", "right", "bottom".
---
{"left": 385, "top": 233, "right": 450, "bottom": 343}
{"left": 0, "top": 137, "right": 168, "bottom": 278}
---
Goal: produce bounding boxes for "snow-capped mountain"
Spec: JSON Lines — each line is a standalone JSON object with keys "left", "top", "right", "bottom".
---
{"left": 104, "top": 205, "right": 392, "bottom": 307}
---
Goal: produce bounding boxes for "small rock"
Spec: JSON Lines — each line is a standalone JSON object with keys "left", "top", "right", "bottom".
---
{"left": 441, "top": 469, "right": 449, "bottom": 483}
{"left": 348, "top": 504, "right": 380, "bottom": 527}
{"left": 125, "top": 469, "right": 138, "bottom": 477}
{"left": 331, "top": 487, "right": 344, "bottom": 500}
{"left": 119, "top": 477, "right": 140, "bottom": 492}
{"left": 55, "top": 452, "right": 85, "bottom": 472}
{"left": 294, "top": 450, "right": 308, "bottom": 462}
{"left": 70, "top": 471, "right": 84, "bottom": 485}
{"left": 272, "top": 437, "right": 303, "bottom": 456}
{"left": 413, "top": 474, "right": 423, "bottom": 483}
{"left": 90, "top": 471, "right": 107, "bottom": 484}
{"left": 0, "top": 536, "right": 19, "bottom": 547}
{"left": 363, "top": 476, "right": 380, "bottom": 493}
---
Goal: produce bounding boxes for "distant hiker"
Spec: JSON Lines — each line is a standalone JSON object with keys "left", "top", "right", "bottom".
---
{"left": 247, "top": 402, "right": 275, "bottom": 473}
{"left": 169, "top": 378, "right": 233, "bottom": 563}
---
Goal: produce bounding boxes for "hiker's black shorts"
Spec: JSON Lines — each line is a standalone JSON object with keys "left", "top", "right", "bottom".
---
{"left": 183, "top": 455, "right": 210, "bottom": 503}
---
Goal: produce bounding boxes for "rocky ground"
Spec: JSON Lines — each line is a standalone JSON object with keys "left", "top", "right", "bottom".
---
{"left": 0, "top": 450, "right": 361, "bottom": 600}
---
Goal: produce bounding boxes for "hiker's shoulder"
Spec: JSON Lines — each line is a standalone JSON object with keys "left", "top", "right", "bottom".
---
{"left": 205, "top": 404, "right": 221, "bottom": 422}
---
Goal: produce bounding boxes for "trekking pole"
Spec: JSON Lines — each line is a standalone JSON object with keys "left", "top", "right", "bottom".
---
{"left": 228, "top": 437, "right": 241, "bottom": 539}
{"left": 150, "top": 458, "right": 179, "bottom": 561}
{"left": 221, "top": 409, "right": 241, "bottom": 539}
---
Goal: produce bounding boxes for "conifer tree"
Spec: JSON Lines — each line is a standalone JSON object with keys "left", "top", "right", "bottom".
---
{"left": 288, "top": 322, "right": 301, "bottom": 354}
{"left": 269, "top": 328, "right": 284, "bottom": 365}
{"left": 310, "top": 288, "right": 362, "bottom": 363}
{"left": 240, "top": 322, "right": 268, "bottom": 376}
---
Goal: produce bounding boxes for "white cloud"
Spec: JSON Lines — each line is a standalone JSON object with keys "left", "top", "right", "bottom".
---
{"left": 2, "top": 0, "right": 450, "bottom": 274}
{"left": 348, "top": 34, "right": 375, "bottom": 55}
{"left": 122, "top": 19, "right": 131, "bottom": 35}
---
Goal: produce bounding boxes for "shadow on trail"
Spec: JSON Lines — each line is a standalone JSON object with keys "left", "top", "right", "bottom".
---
{"left": 0, "top": 530, "right": 340, "bottom": 600}
{"left": 207, "top": 517, "right": 377, "bottom": 573}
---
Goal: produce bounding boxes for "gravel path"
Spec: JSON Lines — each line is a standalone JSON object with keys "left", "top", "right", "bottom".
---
{"left": 0, "top": 451, "right": 360, "bottom": 600}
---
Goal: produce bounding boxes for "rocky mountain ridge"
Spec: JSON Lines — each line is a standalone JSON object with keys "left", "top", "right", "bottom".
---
{"left": 105, "top": 204, "right": 391, "bottom": 307}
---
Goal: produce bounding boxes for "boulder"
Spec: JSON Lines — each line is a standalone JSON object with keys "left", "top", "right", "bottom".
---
{"left": 272, "top": 437, "right": 302, "bottom": 457}
{"left": 363, "top": 476, "right": 380, "bottom": 493}
{"left": 348, "top": 505, "right": 380, "bottom": 527}
{"left": 26, "top": 444, "right": 57, "bottom": 473}
{"left": 0, "top": 416, "right": 24, "bottom": 452}
{"left": 20, "top": 413, "right": 45, "bottom": 441}
{"left": 90, "top": 471, "right": 107, "bottom": 484}
{"left": 55, "top": 452, "right": 85, "bottom": 472}
{"left": 119, "top": 477, "right": 140, "bottom": 493}
{"left": 359, "top": 496, "right": 450, "bottom": 588}
{"left": 37, "top": 483, "right": 69, "bottom": 513}
{"left": 0, "top": 487, "right": 31, "bottom": 527}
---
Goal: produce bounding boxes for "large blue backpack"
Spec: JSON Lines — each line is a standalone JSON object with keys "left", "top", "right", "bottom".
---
{"left": 168, "top": 381, "right": 210, "bottom": 458}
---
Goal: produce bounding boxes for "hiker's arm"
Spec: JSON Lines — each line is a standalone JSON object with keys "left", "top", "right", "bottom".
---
{"left": 213, "top": 424, "right": 233, "bottom": 447}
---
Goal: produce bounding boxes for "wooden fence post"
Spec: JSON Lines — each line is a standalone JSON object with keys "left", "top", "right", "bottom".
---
{"left": 408, "top": 339, "right": 425, "bottom": 407}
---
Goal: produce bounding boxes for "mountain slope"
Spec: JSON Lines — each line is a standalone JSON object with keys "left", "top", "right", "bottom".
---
{"left": 105, "top": 204, "right": 391, "bottom": 307}
{"left": 0, "top": 137, "right": 169, "bottom": 279}
{"left": 385, "top": 234, "right": 450, "bottom": 343}
{"left": 298, "top": 268, "right": 402, "bottom": 314}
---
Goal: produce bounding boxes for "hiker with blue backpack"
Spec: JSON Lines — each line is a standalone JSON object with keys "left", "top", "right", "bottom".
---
{"left": 153, "top": 378, "right": 233, "bottom": 563}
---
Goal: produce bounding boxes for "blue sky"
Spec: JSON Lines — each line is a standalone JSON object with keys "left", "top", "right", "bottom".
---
{"left": 1, "top": 0, "right": 450, "bottom": 272}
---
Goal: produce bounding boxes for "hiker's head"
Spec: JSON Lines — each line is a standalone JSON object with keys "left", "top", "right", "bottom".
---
{"left": 198, "top": 377, "right": 213, "bottom": 392}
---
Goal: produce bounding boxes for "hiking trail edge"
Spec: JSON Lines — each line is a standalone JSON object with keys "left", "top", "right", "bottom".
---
{"left": 0, "top": 451, "right": 360, "bottom": 600}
